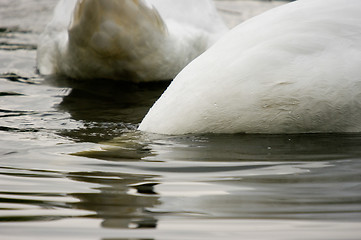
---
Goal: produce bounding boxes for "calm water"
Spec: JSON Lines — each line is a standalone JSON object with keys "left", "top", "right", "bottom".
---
{"left": 1, "top": 1, "right": 361, "bottom": 239}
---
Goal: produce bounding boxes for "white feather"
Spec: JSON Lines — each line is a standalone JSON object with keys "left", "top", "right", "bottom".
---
{"left": 37, "top": 0, "right": 227, "bottom": 81}
{"left": 139, "top": 0, "right": 361, "bottom": 134}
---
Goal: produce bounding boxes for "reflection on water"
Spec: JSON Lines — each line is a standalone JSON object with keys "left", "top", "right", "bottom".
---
{"left": 76, "top": 132, "right": 361, "bottom": 222}
{"left": 69, "top": 171, "right": 160, "bottom": 229}
{"left": 1, "top": 0, "right": 361, "bottom": 239}
{"left": 55, "top": 77, "right": 170, "bottom": 142}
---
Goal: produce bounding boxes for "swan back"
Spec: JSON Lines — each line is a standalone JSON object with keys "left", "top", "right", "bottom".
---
{"left": 139, "top": 0, "right": 361, "bottom": 134}
{"left": 37, "top": 0, "right": 227, "bottom": 81}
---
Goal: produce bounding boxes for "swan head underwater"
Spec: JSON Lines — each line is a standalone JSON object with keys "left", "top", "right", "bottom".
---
{"left": 139, "top": 0, "right": 361, "bottom": 134}
{"left": 36, "top": 0, "right": 228, "bottom": 82}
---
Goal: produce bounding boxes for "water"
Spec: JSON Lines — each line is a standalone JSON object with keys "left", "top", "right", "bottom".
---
{"left": 1, "top": 1, "right": 361, "bottom": 239}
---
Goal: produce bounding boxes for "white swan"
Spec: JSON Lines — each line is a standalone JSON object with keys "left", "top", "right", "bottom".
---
{"left": 139, "top": 0, "right": 361, "bottom": 134}
{"left": 37, "top": 0, "right": 227, "bottom": 82}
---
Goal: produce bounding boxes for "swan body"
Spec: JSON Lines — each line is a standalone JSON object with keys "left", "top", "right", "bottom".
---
{"left": 37, "top": 0, "right": 227, "bottom": 82}
{"left": 139, "top": 0, "right": 361, "bottom": 134}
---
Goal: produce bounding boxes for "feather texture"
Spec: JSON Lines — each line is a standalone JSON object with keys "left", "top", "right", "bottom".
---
{"left": 139, "top": 0, "right": 361, "bottom": 134}
{"left": 37, "top": 0, "right": 227, "bottom": 81}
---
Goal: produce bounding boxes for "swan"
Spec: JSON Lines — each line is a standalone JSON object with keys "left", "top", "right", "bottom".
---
{"left": 37, "top": 0, "right": 227, "bottom": 82}
{"left": 139, "top": 0, "right": 361, "bottom": 134}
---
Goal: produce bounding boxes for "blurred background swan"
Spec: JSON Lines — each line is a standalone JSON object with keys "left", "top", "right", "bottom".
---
{"left": 139, "top": 0, "right": 361, "bottom": 134}
{"left": 37, "top": 0, "right": 228, "bottom": 82}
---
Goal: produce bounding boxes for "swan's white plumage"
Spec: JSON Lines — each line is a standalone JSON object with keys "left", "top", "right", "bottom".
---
{"left": 37, "top": 0, "right": 227, "bottom": 81}
{"left": 139, "top": 0, "right": 361, "bottom": 134}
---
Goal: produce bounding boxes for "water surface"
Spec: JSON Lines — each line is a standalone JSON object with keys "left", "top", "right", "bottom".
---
{"left": 1, "top": 1, "right": 361, "bottom": 239}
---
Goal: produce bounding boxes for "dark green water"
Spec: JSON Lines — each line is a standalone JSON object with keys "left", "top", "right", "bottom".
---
{"left": 1, "top": 1, "right": 360, "bottom": 239}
